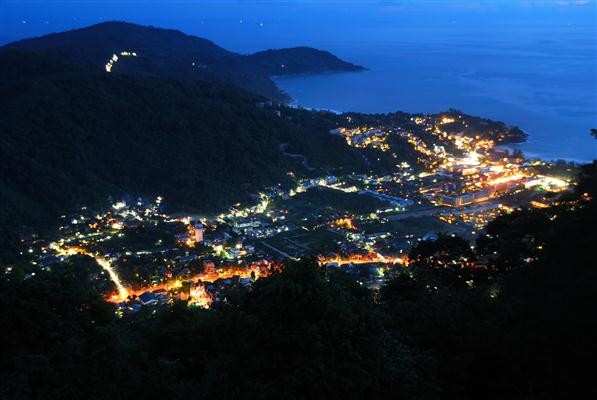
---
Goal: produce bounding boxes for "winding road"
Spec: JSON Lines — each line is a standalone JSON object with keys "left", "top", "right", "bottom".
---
{"left": 279, "top": 143, "right": 316, "bottom": 171}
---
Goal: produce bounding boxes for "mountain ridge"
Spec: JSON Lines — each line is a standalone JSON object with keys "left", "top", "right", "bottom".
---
{"left": 2, "top": 21, "right": 364, "bottom": 101}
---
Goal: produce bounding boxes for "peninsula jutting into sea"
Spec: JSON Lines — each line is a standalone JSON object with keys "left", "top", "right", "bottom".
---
{"left": 1, "top": 5, "right": 596, "bottom": 399}
{"left": 2, "top": 22, "right": 571, "bottom": 298}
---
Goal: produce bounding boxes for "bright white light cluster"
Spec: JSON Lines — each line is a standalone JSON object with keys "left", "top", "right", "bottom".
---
{"left": 105, "top": 51, "right": 138, "bottom": 72}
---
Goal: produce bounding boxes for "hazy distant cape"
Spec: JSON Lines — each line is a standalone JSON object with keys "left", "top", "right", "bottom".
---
{"left": 2, "top": 21, "right": 364, "bottom": 102}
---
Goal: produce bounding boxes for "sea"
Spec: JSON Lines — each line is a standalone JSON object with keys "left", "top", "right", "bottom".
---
{"left": 2, "top": 1, "right": 595, "bottom": 162}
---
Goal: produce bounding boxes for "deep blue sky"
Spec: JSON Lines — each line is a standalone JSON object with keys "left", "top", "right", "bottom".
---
{"left": 1, "top": 1, "right": 595, "bottom": 53}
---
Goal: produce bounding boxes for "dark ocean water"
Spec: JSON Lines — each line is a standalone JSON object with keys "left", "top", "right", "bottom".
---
{"left": 2, "top": 1, "right": 596, "bottom": 161}
{"left": 274, "top": 35, "right": 597, "bottom": 162}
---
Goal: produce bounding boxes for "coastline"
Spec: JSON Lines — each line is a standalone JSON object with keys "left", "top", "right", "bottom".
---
{"left": 284, "top": 100, "right": 343, "bottom": 115}
{"left": 495, "top": 131, "right": 593, "bottom": 165}
{"left": 271, "top": 66, "right": 368, "bottom": 81}
{"left": 281, "top": 90, "right": 593, "bottom": 165}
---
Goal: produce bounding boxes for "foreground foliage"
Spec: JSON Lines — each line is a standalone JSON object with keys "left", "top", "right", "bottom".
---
{"left": 2, "top": 164, "right": 596, "bottom": 399}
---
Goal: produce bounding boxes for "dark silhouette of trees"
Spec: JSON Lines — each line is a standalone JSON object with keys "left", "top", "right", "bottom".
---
{"left": 3, "top": 165, "right": 597, "bottom": 400}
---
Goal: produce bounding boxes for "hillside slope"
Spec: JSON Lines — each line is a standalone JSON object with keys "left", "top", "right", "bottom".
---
{"left": 2, "top": 21, "right": 364, "bottom": 101}
{"left": 0, "top": 51, "right": 378, "bottom": 239}
{"left": 246, "top": 47, "right": 366, "bottom": 76}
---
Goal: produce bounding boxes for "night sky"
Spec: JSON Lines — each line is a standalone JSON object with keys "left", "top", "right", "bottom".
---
{"left": 1, "top": 1, "right": 594, "bottom": 52}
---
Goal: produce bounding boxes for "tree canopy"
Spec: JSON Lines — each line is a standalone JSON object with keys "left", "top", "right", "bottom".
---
{"left": 2, "top": 164, "right": 596, "bottom": 399}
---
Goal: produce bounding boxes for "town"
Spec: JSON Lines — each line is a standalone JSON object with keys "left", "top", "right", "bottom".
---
{"left": 21, "top": 112, "right": 574, "bottom": 313}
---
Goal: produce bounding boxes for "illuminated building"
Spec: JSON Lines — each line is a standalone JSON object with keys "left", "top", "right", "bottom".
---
{"left": 138, "top": 292, "right": 159, "bottom": 306}
{"left": 203, "top": 260, "right": 216, "bottom": 275}
{"left": 104, "top": 50, "right": 138, "bottom": 72}
{"left": 440, "top": 189, "right": 490, "bottom": 207}
{"left": 194, "top": 222, "right": 204, "bottom": 243}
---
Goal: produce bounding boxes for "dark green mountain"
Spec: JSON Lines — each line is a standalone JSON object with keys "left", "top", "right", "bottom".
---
{"left": 0, "top": 50, "right": 383, "bottom": 256}
{"left": 2, "top": 21, "right": 364, "bottom": 102}
{"left": 247, "top": 47, "right": 367, "bottom": 76}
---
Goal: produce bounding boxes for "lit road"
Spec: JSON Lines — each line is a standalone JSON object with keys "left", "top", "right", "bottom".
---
{"left": 50, "top": 243, "right": 129, "bottom": 301}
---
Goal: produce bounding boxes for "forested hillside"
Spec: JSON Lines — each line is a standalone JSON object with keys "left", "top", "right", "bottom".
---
{"left": 0, "top": 50, "right": 383, "bottom": 259}
{"left": 3, "top": 21, "right": 363, "bottom": 101}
